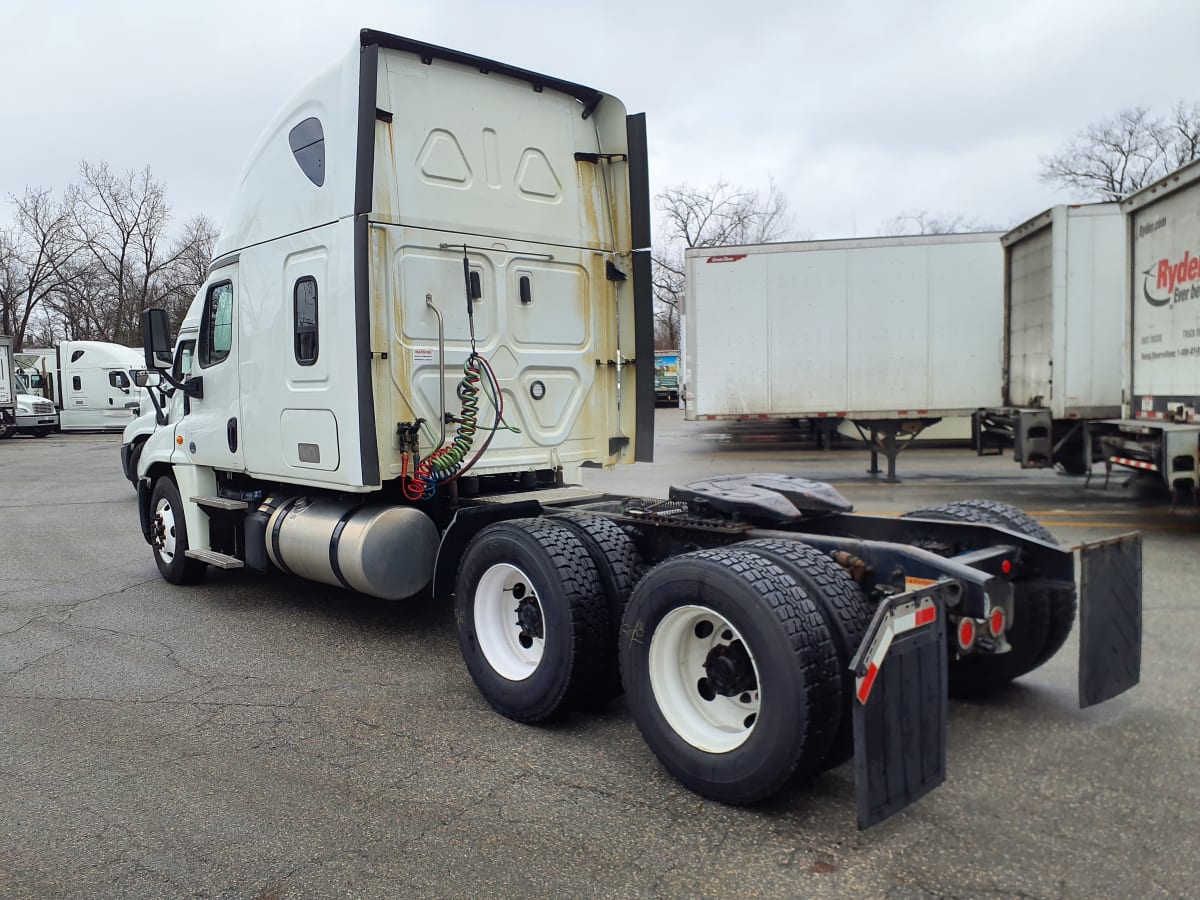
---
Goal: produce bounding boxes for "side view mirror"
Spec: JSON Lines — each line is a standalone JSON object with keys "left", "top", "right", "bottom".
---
{"left": 142, "top": 308, "right": 173, "bottom": 370}
{"left": 132, "top": 369, "right": 153, "bottom": 388}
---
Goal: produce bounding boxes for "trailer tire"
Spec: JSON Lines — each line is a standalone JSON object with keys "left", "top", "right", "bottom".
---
{"left": 619, "top": 548, "right": 840, "bottom": 804}
{"left": 902, "top": 500, "right": 1076, "bottom": 696}
{"left": 734, "top": 538, "right": 873, "bottom": 769}
{"left": 149, "top": 477, "right": 207, "bottom": 585}
{"left": 455, "top": 517, "right": 611, "bottom": 723}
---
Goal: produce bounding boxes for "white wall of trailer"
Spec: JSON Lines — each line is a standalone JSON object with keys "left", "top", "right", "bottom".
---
{"left": 1001, "top": 203, "right": 1124, "bottom": 418}
{"left": 683, "top": 233, "right": 1004, "bottom": 421}
{"left": 1124, "top": 159, "right": 1200, "bottom": 407}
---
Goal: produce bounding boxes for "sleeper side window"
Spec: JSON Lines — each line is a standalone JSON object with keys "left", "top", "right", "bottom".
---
{"left": 294, "top": 277, "right": 318, "bottom": 366}
{"left": 200, "top": 281, "right": 233, "bottom": 368}
{"left": 72, "top": 376, "right": 81, "bottom": 390}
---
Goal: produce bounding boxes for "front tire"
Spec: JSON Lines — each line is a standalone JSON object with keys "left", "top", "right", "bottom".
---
{"left": 149, "top": 477, "right": 207, "bottom": 585}
{"left": 32, "top": 427, "right": 52, "bottom": 438}
{"left": 455, "top": 518, "right": 611, "bottom": 723}
{"left": 620, "top": 548, "right": 840, "bottom": 804}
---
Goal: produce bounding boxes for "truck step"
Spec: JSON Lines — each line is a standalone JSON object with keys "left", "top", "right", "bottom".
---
{"left": 190, "top": 495, "right": 249, "bottom": 510}
{"left": 184, "top": 549, "right": 245, "bottom": 569}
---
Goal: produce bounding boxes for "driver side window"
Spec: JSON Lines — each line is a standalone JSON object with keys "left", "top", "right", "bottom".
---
{"left": 200, "top": 281, "right": 233, "bottom": 368}
{"left": 173, "top": 339, "right": 196, "bottom": 381}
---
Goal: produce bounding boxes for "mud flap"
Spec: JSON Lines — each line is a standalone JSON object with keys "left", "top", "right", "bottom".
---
{"left": 850, "top": 583, "right": 951, "bottom": 830}
{"left": 1078, "top": 532, "right": 1142, "bottom": 708}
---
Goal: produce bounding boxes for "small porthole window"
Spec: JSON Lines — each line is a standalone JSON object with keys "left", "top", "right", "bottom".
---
{"left": 71, "top": 349, "right": 85, "bottom": 363}
{"left": 294, "top": 277, "right": 319, "bottom": 365}
{"left": 289, "top": 117, "right": 326, "bottom": 187}
{"left": 72, "top": 376, "right": 81, "bottom": 390}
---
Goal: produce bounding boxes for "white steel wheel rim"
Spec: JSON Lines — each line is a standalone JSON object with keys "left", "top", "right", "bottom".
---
{"left": 648, "top": 604, "right": 762, "bottom": 753}
{"left": 154, "top": 496, "right": 178, "bottom": 563}
{"left": 474, "top": 563, "right": 545, "bottom": 681}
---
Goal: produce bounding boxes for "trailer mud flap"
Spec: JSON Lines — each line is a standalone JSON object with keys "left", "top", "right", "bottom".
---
{"left": 1078, "top": 532, "right": 1142, "bottom": 708}
{"left": 850, "top": 583, "right": 951, "bottom": 830}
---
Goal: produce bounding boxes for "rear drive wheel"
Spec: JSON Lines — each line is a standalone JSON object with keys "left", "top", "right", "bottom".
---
{"left": 548, "top": 511, "right": 645, "bottom": 700}
{"left": 619, "top": 548, "right": 840, "bottom": 804}
{"left": 903, "top": 500, "right": 1077, "bottom": 696}
{"left": 455, "top": 517, "right": 611, "bottom": 723}
{"left": 149, "top": 477, "right": 207, "bottom": 585}
{"left": 735, "top": 538, "right": 873, "bottom": 769}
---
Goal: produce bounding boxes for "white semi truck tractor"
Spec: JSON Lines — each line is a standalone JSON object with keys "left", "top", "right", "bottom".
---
{"left": 134, "top": 29, "right": 1142, "bottom": 828}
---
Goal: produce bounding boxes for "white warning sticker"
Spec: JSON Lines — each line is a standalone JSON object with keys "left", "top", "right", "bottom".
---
{"left": 412, "top": 348, "right": 436, "bottom": 364}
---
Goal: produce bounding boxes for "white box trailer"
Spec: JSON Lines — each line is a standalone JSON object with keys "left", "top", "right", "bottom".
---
{"left": 972, "top": 203, "right": 1125, "bottom": 472}
{"left": 682, "top": 233, "right": 1004, "bottom": 480}
{"left": 1087, "top": 159, "right": 1200, "bottom": 498}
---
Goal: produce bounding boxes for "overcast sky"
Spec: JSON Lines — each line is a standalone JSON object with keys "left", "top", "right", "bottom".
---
{"left": 3, "top": 0, "right": 1198, "bottom": 244}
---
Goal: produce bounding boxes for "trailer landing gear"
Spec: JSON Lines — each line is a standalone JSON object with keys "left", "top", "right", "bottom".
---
{"left": 854, "top": 418, "right": 941, "bottom": 483}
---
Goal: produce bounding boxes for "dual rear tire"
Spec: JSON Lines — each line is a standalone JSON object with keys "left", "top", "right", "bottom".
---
{"left": 902, "top": 499, "right": 1077, "bottom": 697}
{"left": 618, "top": 547, "right": 849, "bottom": 804}
{"left": 454, "top": 518, "right": 866, "bottom": 804}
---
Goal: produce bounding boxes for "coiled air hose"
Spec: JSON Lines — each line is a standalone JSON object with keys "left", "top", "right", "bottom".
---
{"left": 402, "top": 246, "right": 520, "bottom": 501}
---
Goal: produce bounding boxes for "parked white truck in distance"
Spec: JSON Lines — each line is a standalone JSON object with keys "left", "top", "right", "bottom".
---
{"left": 0, "top": 336, "right": 15, "bottom": 436}
{"left": 682, "top": 233, "right": 1004, "bottom": 480}
{"left": 17, "top": 341, "right": 147, "bottom": 432}
{"left": 1, "top": 335, "right": 59, "bottom": 438}
{"left": 130, "top": 29, "right": 1140, "bottom": 829}
{"left": 972, "top": 203, "right": 1125, "bottom": 473}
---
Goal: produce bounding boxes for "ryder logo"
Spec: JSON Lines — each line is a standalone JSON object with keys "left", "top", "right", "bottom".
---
{"left": 1144, "top": 250, "right": 1200, "bottom": 307}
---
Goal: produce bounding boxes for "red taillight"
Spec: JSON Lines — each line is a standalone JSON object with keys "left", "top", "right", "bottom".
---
{"left": 957, "top": 618, "right": 976, "bottom": 650}
{"left": 989, "top": 607, "right": 1005, "bottom": 637}
{"left": 1001, "top": 559, "right": 1012, "bottom": 575}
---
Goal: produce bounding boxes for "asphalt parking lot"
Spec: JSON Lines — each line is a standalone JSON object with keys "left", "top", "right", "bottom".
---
{"left": 2, "top": 411, "right": 1198, "bottom": 898}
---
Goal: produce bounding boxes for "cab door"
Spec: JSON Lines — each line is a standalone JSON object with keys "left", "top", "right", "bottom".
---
{"left": 184, "top": 271, "right": 244, "bottom": 471}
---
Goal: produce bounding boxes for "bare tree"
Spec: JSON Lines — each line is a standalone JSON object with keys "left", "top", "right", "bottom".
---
{"left": 54, "top": 162, "right": 217, "bottom": 346}
{"left": 652, "top": 177, "right": 793, "bottom": 350}
{"left": 0, "top": 187, "right": 77, "bottom": 350}
{"left": 1159, "top": 101, "right": 1200, "bottom": 172}
{"left": 1040, "top": 104, "right": 1200, "bottom": 201}
{"left": 161, "top": 214, "right": 219, "bottom": 331}
{"left": 880, "top": 209, "right": 995, "bottom": 236}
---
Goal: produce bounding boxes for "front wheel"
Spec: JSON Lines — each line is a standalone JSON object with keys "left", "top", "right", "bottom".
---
{"left": 149, "top": 477, "right": 207, "bottom": 585}
{"left": 32, "top": 427, "right": 52, "bottom": 438}
{"left": 620, "top": 548, "right": 840, "bottom": 805}
{"left": 455, "top": 518, "right": 611, "bottom": 723}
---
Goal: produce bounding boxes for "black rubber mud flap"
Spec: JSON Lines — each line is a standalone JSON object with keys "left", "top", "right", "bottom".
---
{"left": 1078, "top": 532, "right": 1142, "bottom": 708}
{"left": 850, "top": 583, "right": 951, "bottom": 830}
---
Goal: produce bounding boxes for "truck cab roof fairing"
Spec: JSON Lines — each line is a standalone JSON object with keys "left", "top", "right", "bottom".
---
{"left": 358, "top": 30, "right": 605, "bottom": 118}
